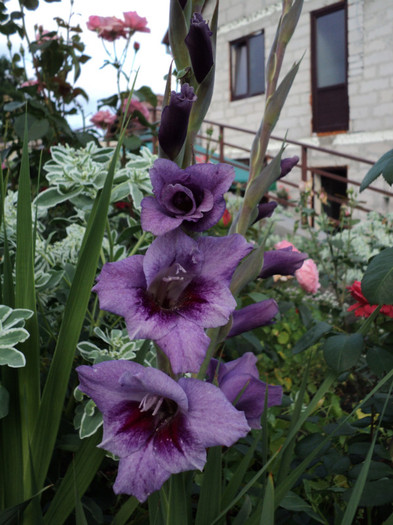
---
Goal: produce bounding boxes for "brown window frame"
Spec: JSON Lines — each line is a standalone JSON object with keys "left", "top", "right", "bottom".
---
{"left": 230, "top": 30, "right": 265, "bottom": 101}
{"left": 311, "top": 1, "right": 349, "bottom": 133}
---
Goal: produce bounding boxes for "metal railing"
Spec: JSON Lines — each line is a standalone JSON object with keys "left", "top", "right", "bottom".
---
{"left": 197, "top": 119, "right": 393, "bottom": 218}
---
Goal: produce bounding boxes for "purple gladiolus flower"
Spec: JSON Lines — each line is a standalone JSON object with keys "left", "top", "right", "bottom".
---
{"left": 77, "top": 360, "right": 250, "bottom": 501}
{"left": 228, "top": 299, "right": 279, "bottom": 338}
{"left": 141, "top": 158, "right": 235, "bottom": 235}
{"left": 259, "top": 247, "right": 307, "bottom": 279}
{"left": 93, "top": 229, "right": 253, "bottom": 373}
{"left": 185, "top": 13, "right": 213, "bottom": 84}
{"left": 158, "top": 83, "right": 197, "bottom": 160}
{"left": 207, "top": 353, "right": 283, "bottom": 428}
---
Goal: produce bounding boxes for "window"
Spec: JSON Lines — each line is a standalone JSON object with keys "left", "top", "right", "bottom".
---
{"left": 311, "top": 2, "right": 349, "bottom": 132}
{"left": 230, "top": 31, "right": 265, "bottom": 100}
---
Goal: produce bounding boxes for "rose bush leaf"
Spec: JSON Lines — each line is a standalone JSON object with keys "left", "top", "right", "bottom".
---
{"left": 361, "top": 247, "right": 393, "bottom": 305}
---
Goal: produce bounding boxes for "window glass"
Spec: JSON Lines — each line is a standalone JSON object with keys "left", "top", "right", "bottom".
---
{"left": 233, "top": 43, "right": 247, "bottom": 96}
{"left": 230, "top": 31, "right": 264, "bottom": 99}
{"left": 249, "top": 33, "right": 265, "bottom": 95}
{"left": 316, "top": 9, "right": 346, "bottom": 88}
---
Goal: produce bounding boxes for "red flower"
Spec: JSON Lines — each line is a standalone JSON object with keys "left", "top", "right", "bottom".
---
{"left": 347, "top": 280, "right": 393, "bottom": 318}
{"left": 222, "top": 208, "right": 232, "bottom": 227}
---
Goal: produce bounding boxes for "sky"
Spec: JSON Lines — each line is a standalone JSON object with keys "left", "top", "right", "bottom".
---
{"left": 1, "top": 0, "right": 172, "bottom": 128}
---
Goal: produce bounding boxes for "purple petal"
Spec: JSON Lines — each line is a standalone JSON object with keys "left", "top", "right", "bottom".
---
{"left": 150, "top": 158, "right": 186, "bottom": 198}
{"left": 160, "top": 183, "right": 197, "bottom": 215}
{"left": 156, "top": 318, "right": 210, "bottom": 374}
{"left": 186, "top": 162, "right": 235, "bottom": 199}
{"left": 114, "top": 442, "right": 173, "bottom": 501}
{"left": 93, "top": 256, "right": 146, "bottom": 318}
{"left": 178, "top": 277, "right": 236, "bottom": 328}
{"left": 259, "top": 248, "right": 307, "bottom": 279}
{"left": 122, "top": 288, "right": 179, "bottom": 340}
{"left": 143, "top": 230, "right": 200, "bottom": 288}
{"left": 212, "top": 352, "right": 260, "bottom": 383}
{"left": 206, "top": 353, "right": 283, "bottom": 428}
{"left": 179, "top": 377, "right": 250, "bottom": 446}
{"left": 228, "top": 299, "right": 279, "bottom": 338}
{"left": 184, "top": 163, "right": 235, "bottom": 231}
{"left": 186, "top": 198, "right": 226, "bottom": 232}
{"left": 220, "top": 374, "right": 282, "bottom": 428}
{"left": 141, "top": 196, "right": 183, "bottom": 235}
{"left": 198, "top": 234, "right": 253, "bottom": 285}
{"left": 114, "top": 414, "right": 206, "bottom": 501}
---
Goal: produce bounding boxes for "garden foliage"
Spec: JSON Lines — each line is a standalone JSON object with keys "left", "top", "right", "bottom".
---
{"left": 1, "top": 0, "right": 393, "bottom": 524}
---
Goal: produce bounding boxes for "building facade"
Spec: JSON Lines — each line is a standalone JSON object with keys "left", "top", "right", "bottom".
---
{"left": 205, "top": 0, "right": 393, "bottom": 215}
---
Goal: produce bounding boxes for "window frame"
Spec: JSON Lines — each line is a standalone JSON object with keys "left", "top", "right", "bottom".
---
{"left": 229, "top": 30, "right": 265, "bottom": 101}
{"left": 311, "top": 1, "right": 349, "bottom": 132}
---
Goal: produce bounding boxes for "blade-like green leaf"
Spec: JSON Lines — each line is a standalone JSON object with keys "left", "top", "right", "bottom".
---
{"left": 166, "top": 472, "right": 191, "bottom": 525}
{"left": 276, "top": 356, "right": 311, "bottom": 485}
{"left": 112, "top": 497, "right": 139, "bottom": 525}
{"left": 221, "top": 434, "right": 259, "bottom": 509}
{"left": 43, "top": 431, "right": 104, "bottom": 525}
{"left": 31, "top": 134, "right": 125, "bottom": 491}
{"left": 14, "top": 116, "right": 41, "bottom": 501}
{"left": 362, "top": 247, "right": 393, "bottom": 305}
{"left": 195, "top": 447, "right": 222, "bottom": 525}
{"left": 260, "top": 473, "right": 275, "bottom": 525}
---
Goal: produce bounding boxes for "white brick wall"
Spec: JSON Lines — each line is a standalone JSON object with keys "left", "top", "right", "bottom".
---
{"left": 205, "top": 0, "right": 393, "bottom": 212}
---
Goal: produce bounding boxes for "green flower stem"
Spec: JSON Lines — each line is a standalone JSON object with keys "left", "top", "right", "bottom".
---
{"left": 128, "top": 231, "right": 147, "bottom": 256}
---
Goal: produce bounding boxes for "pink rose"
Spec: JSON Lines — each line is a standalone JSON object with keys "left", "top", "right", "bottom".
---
{"left": 274, "top": 240, "right": 299, "bottom": 252}
{"left": 90, "top": 110, "right": 117, "bottom": 129}
{"left": 123, "top": 11, "right": 150, "bottom": 33}
{"left": 295, "top": 258, "right": 320, "bottom": 294}
{"left": 87, "top": 16, "right": 126, "bottom": 41}
{"left": 274, "top": 240, "right": 320, "bottom": 294}
{"left": 122, "top": 98, "right": 150, "bottom": 121}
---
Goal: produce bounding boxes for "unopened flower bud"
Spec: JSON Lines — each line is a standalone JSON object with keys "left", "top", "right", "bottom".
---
{"left": 158, "top": 83, "right": 197, "bottom": 160}
{"left": 184, "top": 13, "right": 213, "bottom": 84}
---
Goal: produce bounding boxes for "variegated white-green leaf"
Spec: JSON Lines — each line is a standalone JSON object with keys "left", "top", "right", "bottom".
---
{"left": 0, "top": 347, "right": 26, "bottom": 367}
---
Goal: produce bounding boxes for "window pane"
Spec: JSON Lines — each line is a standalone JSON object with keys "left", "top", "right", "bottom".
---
{"left": 249, "top": 33, "right": 265, "bottom": 95}
{"left": 232, "top": 43, "right": 247, "bottom": 96}
{"left": 316, "top": 9, "right": 346, "bottom": 88}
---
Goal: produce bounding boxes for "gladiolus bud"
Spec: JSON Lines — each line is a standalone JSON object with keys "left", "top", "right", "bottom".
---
{"left": 158, "top": 83, "right": 196, "bottom": 160}
{"left": 184, "top": 13, "right": 213, "bottom": 84}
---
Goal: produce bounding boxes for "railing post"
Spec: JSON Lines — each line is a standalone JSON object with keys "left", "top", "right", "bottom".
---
{"left": 219, "top": 125, "right": 224, "bottom": 163}
{"left": 301, "top": 145, "right": 307, "bottom": 181}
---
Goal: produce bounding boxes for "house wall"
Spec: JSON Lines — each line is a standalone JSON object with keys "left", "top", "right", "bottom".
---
{"left": 205, "top": 0, "right": 393, "bottom": 214}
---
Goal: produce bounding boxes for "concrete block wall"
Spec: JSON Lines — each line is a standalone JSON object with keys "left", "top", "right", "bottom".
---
{"left": 205, "top": 0, "right": 393, "bottom": 213}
